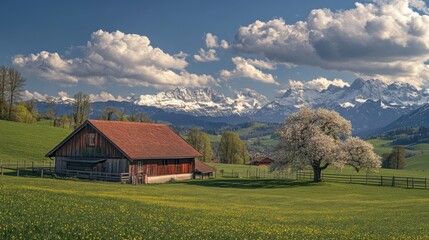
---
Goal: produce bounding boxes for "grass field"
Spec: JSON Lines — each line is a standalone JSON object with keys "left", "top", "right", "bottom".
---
{"left": 368, "top": 138, "right": 429, "bottom": 172}
{"left": 1, "top": 175, "right": 429, "bottom": 239}
{"left": 0, "top": 120, "right": 71, "bottom": 163}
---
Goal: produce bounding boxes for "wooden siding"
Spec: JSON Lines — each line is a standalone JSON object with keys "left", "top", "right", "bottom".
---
{"left": 52, "top": 124, "right": 125, "bottom": 158}
{"left": 129, "top": 158, "right": 194, "bottom": 177}
{"left": 55, "top": 157, "right": 128, "bottom": 174}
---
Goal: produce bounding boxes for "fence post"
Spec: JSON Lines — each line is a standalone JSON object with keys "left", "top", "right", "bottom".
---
{"left": 392, "top": 176, "right": 395, "bottom": 187}
{"left": 380, "top": 176, "right": 383, "bottom": 186}
{"left": 412, "top": 178, "right": 414, "bottom": 188}
{"left": 406, "top": 177, "right": 409, "bottom": 188}
{"left": 349, "top": 174, "right": 352, "bottom": 184}
{"left": 41, "top": 169, "right": 44, "bottom": 178}
{"left": 365, "top": 174, "right": 368, "bottom": 185}
{"left": 425, "top": 178, "right": 427, "bottom": 190}
{"left": 0, "top": 160, "right": 3, "bottom": 175}
{"left": 17, "top": 166, "right": 19, "bottom": 176}
{"left": 49, "top": 162, "right": 52, "bottom": 172}
{"left": 32, "top": 161, "right": 34, "bottom": 172}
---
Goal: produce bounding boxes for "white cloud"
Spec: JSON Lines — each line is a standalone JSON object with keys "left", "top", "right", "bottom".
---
{"left": 233, "top": 0, "right": 429, "bottom": 87}
{"left": 194, "top": 48, "right": 220, "bottom": 62}
{"left": 22, "top": 90, "right": 48, "bottom": 101}
{"left": 220, "top": 40, "right": 230, "bottom": 49}
{"left": 58, "top": 91, "right": 70, "bottom": 98}
{"left": 409, "top": 0, "right": 429, "bottom": 14}
{"left": 13, "top": 30, "right": 215, "bottom": 89}
{"left": 23, "top": 90, "right": 131, "bottom": 103}
{"left": 220, "top": 57, "right": 279, "bottom": 85}
{"left": 288, "top": 77, "right": 349, "bottom": 91}
{"left": 89, "top": 91, "right": 129, "bottom": 102}
{"left": 205, "top": 33, "right": 219, "bottom": 48}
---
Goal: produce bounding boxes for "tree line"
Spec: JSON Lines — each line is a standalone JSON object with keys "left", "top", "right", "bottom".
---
{"left": 186, "top": 129, "right": 250, "bottom": 164}
{"left": 52, "top": 92, "right": 153, "bottom": 129}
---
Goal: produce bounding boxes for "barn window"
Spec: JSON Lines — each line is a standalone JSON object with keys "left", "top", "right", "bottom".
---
{"left": 138, "top": 161, "right": 143, "bottom": 172}
{"left": 88, "top": 133, "right": 95, "bottom": 147}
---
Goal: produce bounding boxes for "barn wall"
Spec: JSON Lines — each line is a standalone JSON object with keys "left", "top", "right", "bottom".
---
{"left": 129, "top": 158, "right": 194, "bottom": 177}
{"left": 52, "top": 124, "right": 125, "bottom": 158}
{"left": 55, "top": 157, "right": 129, "bottom": 174}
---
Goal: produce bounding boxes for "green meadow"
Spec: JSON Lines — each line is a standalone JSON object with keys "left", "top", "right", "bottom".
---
{"left": 1, "top": 175, "right": 429, "bottom": 239}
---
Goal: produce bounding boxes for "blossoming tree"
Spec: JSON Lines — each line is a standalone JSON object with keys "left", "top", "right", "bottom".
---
{"left": 271, "top": 108, "right": 381, "bottom": 182}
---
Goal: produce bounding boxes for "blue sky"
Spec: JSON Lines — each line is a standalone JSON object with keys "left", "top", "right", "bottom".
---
{"left": 2, "top": 0, "right": 429, "bottom": 101}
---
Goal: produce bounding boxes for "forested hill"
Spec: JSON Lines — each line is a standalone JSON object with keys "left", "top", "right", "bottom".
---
{"left": 371, "top": 127, "right": 429, "bottom": 145}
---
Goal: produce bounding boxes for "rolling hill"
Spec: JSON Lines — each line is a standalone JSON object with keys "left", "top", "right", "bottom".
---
{"left": 0, "top": 120, "right": 71, "bottom": 163}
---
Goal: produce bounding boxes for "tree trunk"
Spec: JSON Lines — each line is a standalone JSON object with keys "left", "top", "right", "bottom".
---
{"left": 312, "top": 166, "right": 322, "bottom": 182}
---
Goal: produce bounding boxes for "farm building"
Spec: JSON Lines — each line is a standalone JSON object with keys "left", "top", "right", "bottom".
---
{"left": 46, "top": 120, "right": 202, "bottom": 183}
{"left": 248, "top": 156, "right": 274, "bottom": 166}
{"left": 194, "top": 160, "right": 216, "bottom": 179}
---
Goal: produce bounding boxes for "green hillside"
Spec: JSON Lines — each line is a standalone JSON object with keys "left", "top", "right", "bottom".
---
{"left": 368, "top": 139, "right": 429, "bottom": 171}
{"left": 0, "top": 120, "right": 71, "bottom": 163}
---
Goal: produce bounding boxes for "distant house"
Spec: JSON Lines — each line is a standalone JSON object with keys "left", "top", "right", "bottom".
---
{"left": 210, "top": 159, "right": 220, "bottom": 164}
{"left": 248, "top": 157, "right": 274, "bottom": 166}
{"left": 46, "top": 120, "right": 202, "bottom": 183}
{"left": 194, "top": 160, "right": 216, "bottom": 179}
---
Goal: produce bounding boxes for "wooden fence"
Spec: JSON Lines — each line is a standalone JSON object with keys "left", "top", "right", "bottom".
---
{"left": 297, "top": 171, "right": 428, "bottom": 190}
{"left": 0, "top": 161, "right": 55, "bottom": 177}
{"left": 0, "top": 161, "right": 129, "bottom": 183}
{"left": 215, "top": 168, "right": 428, "bottom": 190}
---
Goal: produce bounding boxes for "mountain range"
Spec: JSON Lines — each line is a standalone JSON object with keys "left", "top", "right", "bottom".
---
{"left": 37, "top": 78, "right": 429, "bottom": 134}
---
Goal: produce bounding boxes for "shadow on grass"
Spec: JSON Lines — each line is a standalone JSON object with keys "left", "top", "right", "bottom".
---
{"left": 180, "top": 178, "right": 320, "bottom": 189}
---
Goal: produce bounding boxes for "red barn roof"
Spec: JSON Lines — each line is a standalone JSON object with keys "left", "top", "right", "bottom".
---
{"left": 248, "top": 157, "right": 274, "bottom": 165}
{"left": 195, "top": 160, "right": 216, "bottom": 173}
{"left": 47, "top": 120, "right": 202, "bottom": 160}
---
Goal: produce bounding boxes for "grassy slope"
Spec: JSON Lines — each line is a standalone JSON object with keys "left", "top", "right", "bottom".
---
{"left": 1, "top": 175, "right": 428, "bottom": 239}
{"left": 368, "top": 139, "right": 429, "bottom": 172}
{"left": 0, "top": 120, "right": 71, "bottom": 163}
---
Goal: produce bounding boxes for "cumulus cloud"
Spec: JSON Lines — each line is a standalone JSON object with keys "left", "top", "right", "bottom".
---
{"left": 288, "top": 77, "right": 349, "bottom": 91}
{"left": 220, "top": 57, "right": 279, "bottom": 85}
{"left": 22, "top": 90, "right": 48, "bottom": 101}
{"left": 220, "top": 40, "right": 230, "bottom": 49}
{"left": 205, "top": 33, "right": 219, "bottom": 48}
{"left": 233, "top": 0, "right": 429, "bottom": 87}
{"left": 13, "top": 30, "right": 216, "bottom": 89}
{"left": 409, "top": 0, "right": 429, "bottom": 14}
{"left": 89, "top": 91, "right": 129, "bottom": 102}
{"left": 194, "top": 48, "right": 219, "bottom": 62}
{"left": 23, "top": 90, "right": 131, "bottom": 102}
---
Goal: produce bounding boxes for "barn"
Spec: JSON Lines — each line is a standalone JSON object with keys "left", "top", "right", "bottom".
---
{"left": 46, "top": 120, "right": 202, "bottom": 183}
{"left": 248, "top": 156, "right": 275, "bottom": 166}
{"left": 194, "top": 160, "right": 216, "bottom": 179}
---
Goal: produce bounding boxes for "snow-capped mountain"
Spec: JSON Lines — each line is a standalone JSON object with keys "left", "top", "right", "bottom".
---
{"left": 33, "top": 78, "right": 429, "bottom": 133}
{"left": 253, "top": 78, "right": 429, "bottom": 133}
{"left": 134, "top": 87, "right": 269, "bottom": 116}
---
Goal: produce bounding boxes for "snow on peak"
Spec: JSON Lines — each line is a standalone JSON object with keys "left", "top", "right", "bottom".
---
{"left": 135, "top": 87, "right": 267, "bottom": 116}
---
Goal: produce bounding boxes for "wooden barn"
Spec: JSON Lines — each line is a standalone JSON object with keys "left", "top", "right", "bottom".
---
{"left": 46, "top": 120, "right": 202, "bottom": 183}
{"left": 248, "top": 157, "right": 274, "bottom": 166}
{"left": 194, "top": 160, "right": 216, "bottom": 179}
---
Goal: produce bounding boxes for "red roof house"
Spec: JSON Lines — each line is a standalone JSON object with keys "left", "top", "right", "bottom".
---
{"left": 46, "top": 120, "right": 202, "bottom": 183}
{"left": 194, "top": 160, "right": 216, "bottom": 179}
{"left": 248, "top": 157, "right": 275, "bottom": 166}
